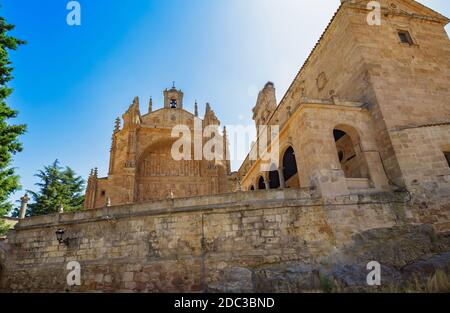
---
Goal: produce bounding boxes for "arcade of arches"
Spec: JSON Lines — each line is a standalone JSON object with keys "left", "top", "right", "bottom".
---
{"left": 249, "top": 146, "right": 300, "bottom": 191}
{"left": 238, "top": 95, "right": 393, "bottom": 197}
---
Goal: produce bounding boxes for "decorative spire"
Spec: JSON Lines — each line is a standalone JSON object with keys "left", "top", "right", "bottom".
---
{"left": 148, "top": 97, "right": 153, "bottom": 113}
{"left": 172, "top": 81, "right": 176, "bottom": 89}
{"left": 133, "top": 96, "right": 139, "bottom": 107}
{"left": 114, "top": 117, "right": 121, "bottom": 133}
{"left": 94, "top": 167, "right": 98, "bottom": 178}
{"left": 194, "top": 100, "right": 198, "bottom": 117}
{"left": 203, "top": 102, "right": 219, "bottom": 126}
{"left": 123, "top": 96, "right": 142, "bottom": 128}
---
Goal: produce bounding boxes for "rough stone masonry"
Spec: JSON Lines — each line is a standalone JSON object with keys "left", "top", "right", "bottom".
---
{"left": 1, "top": 190, "right": 449, "bottom": 292}
{"left": 1, "top": 0, "right": 450, "bottom": 292}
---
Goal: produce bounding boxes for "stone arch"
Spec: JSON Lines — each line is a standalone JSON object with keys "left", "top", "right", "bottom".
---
{"left": 137, "top": 139, "right": 180, "bottom": 173}
{"left": 136, "top": 138, "right": 206, "bottom": 201}
{"left": 281, "top": 146, "right": 299, "bottom": 188}
{"left": 257, "top": 176, "right": 266, "bottom": 190}
{"left": 333, "top": 124, "right": 370, "bottom": 179}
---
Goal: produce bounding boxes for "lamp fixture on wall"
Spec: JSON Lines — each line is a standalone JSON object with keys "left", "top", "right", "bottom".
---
{"left": 55, "top": 229, "right": 70, "bottom": 246}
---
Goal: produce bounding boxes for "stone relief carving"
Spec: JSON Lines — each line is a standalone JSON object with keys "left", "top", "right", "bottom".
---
{"left": 316, "top": 72, "right": 328, "bottom": 92}
{"left": 141, "top": 154, "right": 201, "bottom": 177}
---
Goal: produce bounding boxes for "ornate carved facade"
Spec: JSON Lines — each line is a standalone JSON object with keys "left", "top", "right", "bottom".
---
{"left": 84, "top": 86, "right": 233, "bottom": 209}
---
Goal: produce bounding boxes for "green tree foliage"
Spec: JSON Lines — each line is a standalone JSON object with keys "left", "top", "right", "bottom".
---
{"left": 28, "top": 160, "right": 85, "bottom": 216}
{"left": 0, "top": 16, "right": 26, "bottom": 234}
{"left": 0, "top": 217, "right": 10, "bottom": 235}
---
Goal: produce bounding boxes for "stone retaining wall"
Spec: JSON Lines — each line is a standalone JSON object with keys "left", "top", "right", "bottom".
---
{"left": 1, "top": 190, "right": 448, "bottom": 292}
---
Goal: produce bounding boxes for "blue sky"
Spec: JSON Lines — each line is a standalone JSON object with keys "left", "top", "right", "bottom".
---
{"left": 2, "top": 0, "right": 449, "bottom": 205}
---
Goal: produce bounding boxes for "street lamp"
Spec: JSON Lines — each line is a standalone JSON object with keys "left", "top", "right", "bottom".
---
{"left": 55, "top": 229, "right": 70, "bottom": 246}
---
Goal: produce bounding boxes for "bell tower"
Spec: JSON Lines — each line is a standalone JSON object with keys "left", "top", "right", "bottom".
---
{"left": 164, "top": 82, "right": 184, "bottom": 109}
{"left": 252, "top": 81, "right": 277, "bottom": 128}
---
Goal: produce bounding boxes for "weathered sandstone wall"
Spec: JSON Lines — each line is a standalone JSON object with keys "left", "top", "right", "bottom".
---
{"left": 1, "top": 190, "right": 449, "bottom": 292}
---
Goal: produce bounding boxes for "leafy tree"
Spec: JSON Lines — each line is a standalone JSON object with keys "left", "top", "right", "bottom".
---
{"left": 0, "top": 16, "right": 26, "bottom": 234}
{"left": 28, "top": 160, "right": 85, "bottom": 216}
{"left": 0, "top": 216, "right": 10, "bottom": 235}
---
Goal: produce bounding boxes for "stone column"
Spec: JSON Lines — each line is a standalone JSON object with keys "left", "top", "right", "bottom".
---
{"left": 19, "top": 194, "right": 30, "bottom": 219}
{"left": 362, "top": 151, "right": 390, "bottom": 191}
{"left": 278, "top": 168, "right": 286, "bottom": 188}
{"left": 264, "top": 177, "right": 270, "bottom": 190}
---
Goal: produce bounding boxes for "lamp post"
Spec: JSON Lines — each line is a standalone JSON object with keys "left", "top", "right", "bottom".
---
{"left": 55, "top": 229, "right": 70, "bottom": 246}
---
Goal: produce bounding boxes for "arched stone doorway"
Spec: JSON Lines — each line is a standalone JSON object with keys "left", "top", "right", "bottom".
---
{"left": 333, "top": 126, "right": 370, "bottom": 179}
{"left": 333, "top": 125, "right": 371, "bottom": 190}
{"left": 282, "top": 146, "right": 299, "bottom": 188}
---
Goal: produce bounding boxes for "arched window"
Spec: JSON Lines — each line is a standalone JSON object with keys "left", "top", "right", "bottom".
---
{"left": 283, "top": 147, "right": 298, "bottom": 183}
{"left": 257, "top": 176, "right": 266, "bottom": 190}
{"left": 268, "top": 170, "right": 280, "bottom": 189}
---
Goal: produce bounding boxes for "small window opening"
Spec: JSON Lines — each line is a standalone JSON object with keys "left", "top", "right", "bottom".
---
{"left": 398, "top": 30, "right": 413, "bottom": 45}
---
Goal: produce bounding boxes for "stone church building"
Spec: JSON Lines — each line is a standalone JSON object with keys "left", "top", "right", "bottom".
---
{"left": 1, "top": 0, "right": 450, "bottom": 292}
{"left": 238, "top": 0, "right": 450, "bottom": 204}
{"left": 84, "top": 86, "right": 233, "bottom": 209}
{"left": 85, "top": 0, "right": 450, "bottom": 210}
